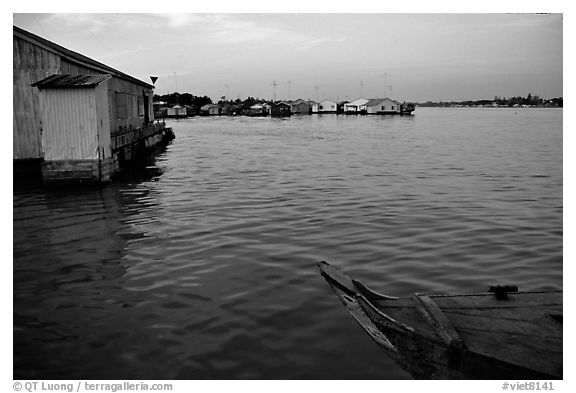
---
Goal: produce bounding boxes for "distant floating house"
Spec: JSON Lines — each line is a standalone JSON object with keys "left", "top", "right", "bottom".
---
{"left": 337, "top": 100, "right": 349, "bottom": 114}
{"left": 366, "top": 98, "right": 401, "bottom": 114}
{"left": 221, "top": 104, "right": 241, "bottom": 116}
{"left": 344, "top": 97, "right": 369, "bottom": 114}
{"left": 291, "top": 99, "right": 311, "bottom": 114}
{"left": 306, "top": 100, "right": 319, "bottom": 114}
{"left": 318, "top": 99, "right": 337, "bottom": 113}
{"left": 271, "top": 102, "right": 292, "bottom": 117}
{"left": 167, "top": 105, "right": 187, "bottom": 118}
{"left": 200, "top": 104, "right": 220, "bottom": 116}
{"left": 248, "top": 103, "right": 270, "bottom": 116}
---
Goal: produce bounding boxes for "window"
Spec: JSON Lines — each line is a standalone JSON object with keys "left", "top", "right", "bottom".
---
{"left": 391, "top": 106, "right": 395, "bottom": 110}
{"left": 116, "top": 92, "right": 128, "bottom": 120}
{"left": 381, "top": 106, "right": 384, "bottom": 110}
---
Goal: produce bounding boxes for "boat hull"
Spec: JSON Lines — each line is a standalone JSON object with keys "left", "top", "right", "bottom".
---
{"left": 318, "top": 261, "right": 562, "bottom": 379}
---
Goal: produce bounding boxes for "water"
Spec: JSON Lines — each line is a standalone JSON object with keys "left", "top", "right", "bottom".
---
{"left": 13, "top": 108, "right": 562, "bottom": 379}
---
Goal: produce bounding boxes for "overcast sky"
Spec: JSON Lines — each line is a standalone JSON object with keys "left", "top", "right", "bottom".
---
{"left": 12, "top": 13, "right": 562, "bottom": 102}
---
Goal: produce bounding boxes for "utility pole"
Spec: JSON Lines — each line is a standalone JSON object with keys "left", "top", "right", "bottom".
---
{"left": 173, "top": 72, "right": 178, "bottom": 105}
{"left": 271, "top": 80, "right": 278, "bottom": 102}
{"left": 384, "top": 73, "right": 387, "bottom": 98}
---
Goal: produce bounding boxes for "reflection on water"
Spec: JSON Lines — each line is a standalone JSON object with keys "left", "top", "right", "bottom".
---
{"left": 14, "top": 108, "right": 562, "bottom": 379}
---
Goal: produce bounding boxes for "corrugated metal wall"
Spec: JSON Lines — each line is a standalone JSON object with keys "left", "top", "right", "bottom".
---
{"left": 40, "top": 88, "right": 99, "bottom": 161}
{"left": 94, "top": 82, "right": 111, "bottom": 159}
{"left": 13, "top": 36, "right": 60, "bottom": 159}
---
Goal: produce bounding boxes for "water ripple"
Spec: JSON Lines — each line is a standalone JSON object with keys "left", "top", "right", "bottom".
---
{"left": 14, "top": 109, "right": 562, "bottom": 379}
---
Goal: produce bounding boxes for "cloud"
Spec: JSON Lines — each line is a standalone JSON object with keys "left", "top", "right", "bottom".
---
{"left": 155, "top": 14, "right": 346, "bottom": 48}
{"left": 45, "top": 13, "right": 109, "bottom": 33}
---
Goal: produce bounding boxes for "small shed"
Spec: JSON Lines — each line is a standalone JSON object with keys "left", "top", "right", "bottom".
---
{"left": 271, "top": 102, "right": 292, "bottom": 117}
{"left": 32, "top": 74, "right": 114, "bottom": 182}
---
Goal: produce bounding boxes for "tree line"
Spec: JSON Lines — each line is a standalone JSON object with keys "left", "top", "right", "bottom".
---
{"left": 418, "top": 94, "right": 562, "bottom": 108}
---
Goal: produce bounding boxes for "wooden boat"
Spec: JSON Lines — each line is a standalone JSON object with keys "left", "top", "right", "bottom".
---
{"left": 318, "top": 261, "right": 562, "bottom": 379}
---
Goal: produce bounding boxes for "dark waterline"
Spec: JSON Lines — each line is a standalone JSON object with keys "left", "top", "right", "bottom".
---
{"left": 14, "top": 108, "right": 562, "bottom": 379}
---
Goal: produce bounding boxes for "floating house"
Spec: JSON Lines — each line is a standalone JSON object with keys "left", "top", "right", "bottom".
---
{"left": 167, "top": 105, "right": 187, "bottom": 118}
{"left": 248, "top": 103, "right": 270, "bottom": 116}
{"left": 306, "top": 100, "right": 319, "bottom": 114}
{"left": 337, "top": 100, "right": 349, "bottom": 114}
{"left": 200, "top": 104, "right": 220, "bottom": 115}
{"left": 291, "top": 99, "right": 311, "bottom": 114}
{"left": 13, "top": 26, "right": 173, "bottom": 184}
{"left": 220, "top": 104, "right": 241, "bottom": 116}
{"left": 344, "top": 97, "right": 369, "bottom": 114}
{"left": 318, "top": 99, "right": 337, "bottom": 113}
{"left": 271, "top": 102, "right": 292, "bottom": 117}
{"left": 366, "top": 98, "right": 401, "bottom": 114}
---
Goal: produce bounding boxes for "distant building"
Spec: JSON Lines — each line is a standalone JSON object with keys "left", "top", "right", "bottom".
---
{"left": 366, "top": 98, "right": 401, "bottom": 114}
{"left": 318, "top": 99, "right": 337, "bottom": 113}
{"left": 248, "top": 103, "right": 269, "bottom": 116}
{"left": 167, "top": 105, "right": 187, "bottom": 117}
{"left": 221, "top": 104, "right": 241, "bottom": 116}
{"left": 271, "top": 102, "right": 292, "bottom": 117}
{"left": 200, "top": 104, "right": 220, "bottom": 115}
{"left": 344, "top": 97, "right": 369, "bottom": 113}
{"left": 306, "top": 100, "right": 319, "bottom": 114}
{"left": 337, "top": 100, "right": 349, "bottom": 114}
{"left": 291, "top": 100, "right": 312, "bottom": 114}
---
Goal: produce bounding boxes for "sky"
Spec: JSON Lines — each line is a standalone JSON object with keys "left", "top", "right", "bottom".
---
{"left": 12, "top": 11, "right": 563, "bottom": 103}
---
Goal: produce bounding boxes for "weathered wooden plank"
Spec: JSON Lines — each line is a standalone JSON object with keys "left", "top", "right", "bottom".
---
{"left": 19, "top": 39, "right": 29, "bottom": 71}
{"left": 33, "top": 44, "right": 42, "bottom": 71}
{"left": 444, "top": 308, "right": 562, "bottom": 339}
{"left": 456, "top": 324, "right": 562, "bottom": 378}
{"left": 352, "top": 279, "right": 399, "bottom": 300}
{"left": 414, "top": 294, "right": 465, "bottom": 348}
{"left": 13, "top": 36, "right": 21, "bottom": 70}
{"left": 432, "top": 292, "right": 562, "bottom": 309}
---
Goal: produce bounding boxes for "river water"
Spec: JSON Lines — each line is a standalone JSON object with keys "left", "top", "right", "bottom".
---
{"left": 13, "top": 108, "right": 562, "bottom": 379}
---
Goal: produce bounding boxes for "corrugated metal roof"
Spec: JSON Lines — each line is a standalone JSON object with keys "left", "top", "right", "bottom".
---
{"left": 14, "top": 26, "right": 153, "bottom": 89}
{"left": 32, "top": 74, "right": 111, "bottom": 89}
